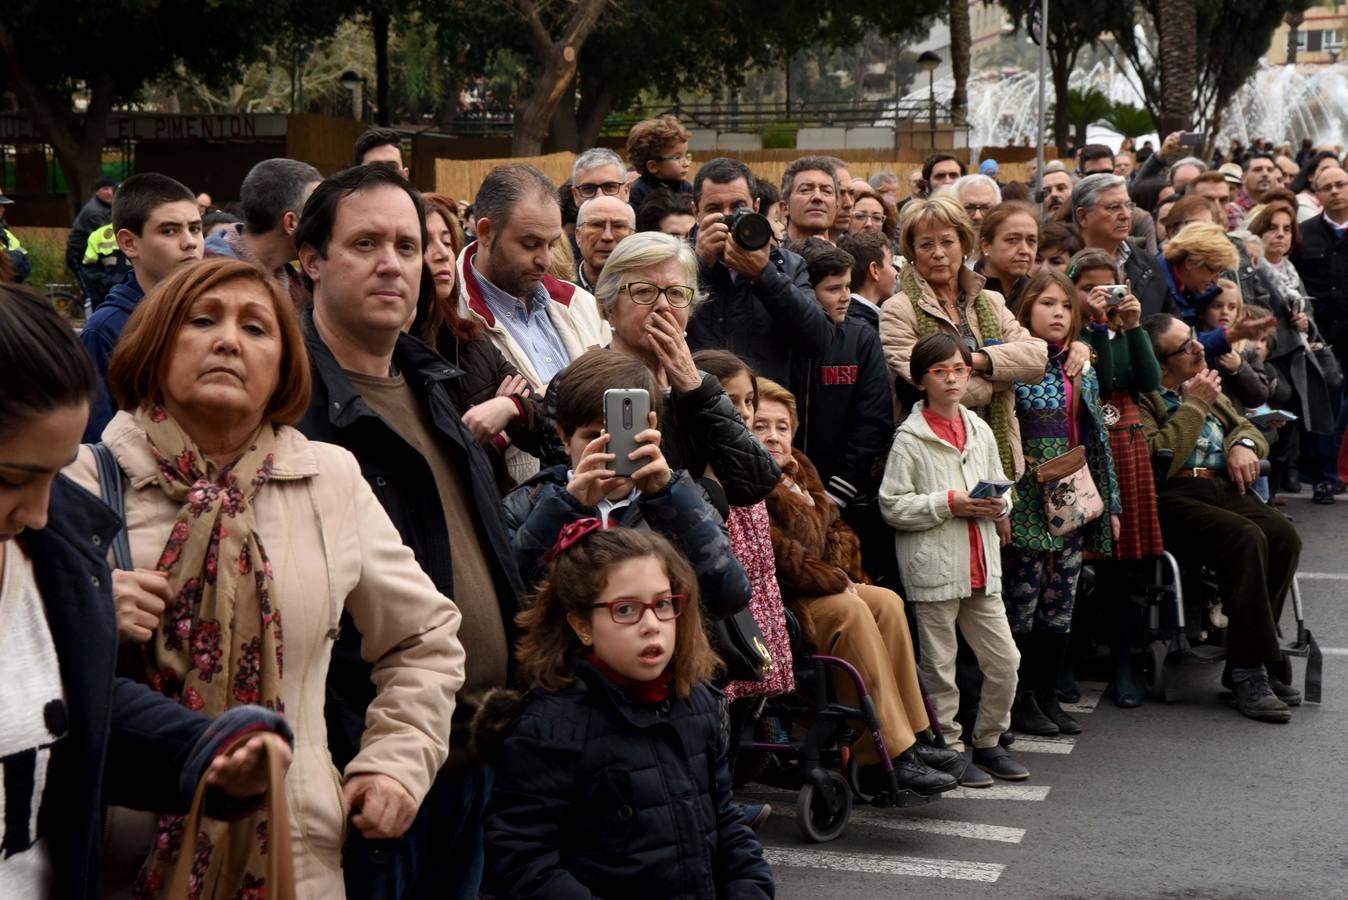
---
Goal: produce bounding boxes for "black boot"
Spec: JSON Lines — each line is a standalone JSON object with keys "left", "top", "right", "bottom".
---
{"left": 1035, "top": 632, "right": 1082, "bottom": 735}
{"left": 1109, "top": 595, "right": 1144, "bottom": 708}
{"left": 1011, "top": 632, "right": 1059, "bottom": 735}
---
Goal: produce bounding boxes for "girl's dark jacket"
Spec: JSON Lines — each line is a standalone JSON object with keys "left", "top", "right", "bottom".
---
{"left": 22, "top": 476, "right": 291, "bottom": 900}
{"left": 502, "top": 464, "right": 750, "bottom": 620}
{"left": 476, "top": 660, "right": 775, "bottom": 899}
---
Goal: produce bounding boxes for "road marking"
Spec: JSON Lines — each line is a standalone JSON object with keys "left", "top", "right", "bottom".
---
{"left": 1319, "top": 646, "right": 1348, "bottom": 656}
{"left": 1062, "top": 682, "right": 1106, "bottom": 714}
{"left": 771, "top": 806, "right": 1026, "bottom": 843}
{"left": 1013, "top": 735, "right": 1076, "bottom": 755}
{"left": 763, "top": 847, "right": 1004, "bottom": 883}
{"left": 1298, "top": 572, "right": 1348, "bottom": 582}
{"left": 946, "top": 783, "right": 1050, "bottom": 801}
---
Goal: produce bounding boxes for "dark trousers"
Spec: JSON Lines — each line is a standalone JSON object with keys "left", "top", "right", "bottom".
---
{"left": 1156, "top": 477, "right": 1301, "bottom": 667}
{"left": 343, "top": 765, "right": 493, "bottom": 900}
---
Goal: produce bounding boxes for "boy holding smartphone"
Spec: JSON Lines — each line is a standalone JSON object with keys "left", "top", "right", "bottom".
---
{"left": 502, "top": 348, "right": 749, "bottom": 617}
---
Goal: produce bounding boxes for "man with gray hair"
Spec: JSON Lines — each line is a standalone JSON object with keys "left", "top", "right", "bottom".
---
{"left": 574, "top": 194, "right": 635, "bottom": 292}
{"left": 782, "top": 155, "right": 840, "bottom": 242}
{"left": 942, "top": 173, "right": 1002, "bottom": 231}
{"left": 570, "top": 147, "right": 629, "bottom": 207}
{"left": 203, "top": 156, "right": 321, "bottom": 307}
{"left": 456, "top": 163, "right": 609, "bottom": 392}
{"left": 868, "top": 170, "right": 900, "bottom": 206}
{"left": 1072, "top": 172, "right": 1172, "bottom": 317}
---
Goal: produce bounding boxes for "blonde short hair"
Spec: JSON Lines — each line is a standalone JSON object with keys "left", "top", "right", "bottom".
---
{"left": 898, "top": 195, "right": 976, "bottom": 265}
{"left": 1162, "top": 222, "right": 1239, "bottom": 272}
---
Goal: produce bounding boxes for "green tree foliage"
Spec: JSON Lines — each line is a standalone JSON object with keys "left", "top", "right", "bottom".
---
{"left": 0, "top": 0, "right": 348, "bottom": 217}
{"left": 994, "top": 0, "right": 1135, "bottom": 149}
{"left": 1111, "top": 0, "right": 1310, "bottom": 141}
{"left": 1103, "top": 101, "right": 1155, "bottom": 139}
{"left": 414, "top": 0, "right": 946, "bottom": 153}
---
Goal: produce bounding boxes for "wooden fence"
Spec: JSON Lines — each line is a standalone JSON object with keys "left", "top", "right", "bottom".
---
{"left": 433, "top": 150, "right": 1040, "bottom": 205}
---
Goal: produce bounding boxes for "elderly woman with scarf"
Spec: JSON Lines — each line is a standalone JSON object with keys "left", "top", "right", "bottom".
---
{"left": 879, "top": 196, "right": 1057, "bottom": 539}
{"left": 67, "top": 258, "right": 465, "bottom": 898}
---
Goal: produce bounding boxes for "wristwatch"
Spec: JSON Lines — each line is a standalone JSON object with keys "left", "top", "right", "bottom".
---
{"left": 1235, "top": 437, "right": 1257, "bottom": 451}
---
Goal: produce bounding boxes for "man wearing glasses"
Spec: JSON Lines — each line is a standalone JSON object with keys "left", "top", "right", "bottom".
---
{"left": 569, "top": 147, "right": 629, "bottom": 207}
{"left": 574, "top": 195, "right": 635, "bottom": 293}
{"left": 1139, "top": 313, "right": 1302, "bottom": 724}
{"left": 1074, "top": 173, "right": 1172, "bottom": 318}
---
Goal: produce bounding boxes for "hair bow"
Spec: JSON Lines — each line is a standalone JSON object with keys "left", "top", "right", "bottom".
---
{"left": 543, "top": 517, "right": 606, "bottom": 562}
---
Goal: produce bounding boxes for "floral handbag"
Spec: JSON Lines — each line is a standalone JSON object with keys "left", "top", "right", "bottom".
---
{"left": 1034, "top": 445, "right": 1103, "bottom": 537}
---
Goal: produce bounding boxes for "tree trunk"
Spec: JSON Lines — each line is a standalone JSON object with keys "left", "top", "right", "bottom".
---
{"left": 0, "top": 25, "right": 113, "bottom": 220}
{"left": 510, "top": 0, "right": 609, "bottom": 157}
{"left": 948, "top": 0, "right": 972, "bottom": 122}
{"left": 1050, "top": 48, "right": 1072, "bottom": 152}
{"left": 373, "top": 7, "right": 391, "bottom": 126}
{"left": 576, "top": 79, "right": 617, "bottom": 150}
{"left": 547, "top": 75, "right": 580, "bottom": 153}
{"left": 1157, "top": 0, "right": 1197, "bottom": 135}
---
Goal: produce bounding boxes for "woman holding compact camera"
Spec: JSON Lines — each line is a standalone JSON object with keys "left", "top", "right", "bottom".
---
{"left": 1068, "top": 248, "right": 1165, "bottom": 708}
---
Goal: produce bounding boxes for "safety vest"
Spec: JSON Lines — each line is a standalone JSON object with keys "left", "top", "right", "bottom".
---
{"left": 1, "top": 226, "right": 19, "bottom": 252}
{"left": 83, "top": 223, "right": 120, "bottom": 265}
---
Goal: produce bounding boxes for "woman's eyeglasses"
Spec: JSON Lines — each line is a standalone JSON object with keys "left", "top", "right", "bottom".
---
{"left": 928, "top": 364, "right": 972, "bottom": 380}
{"left": 591, "top": 595, "right": 684, "bottom": 624}
{"left": 622, "top": 282, "right": 695, "bottom": 308}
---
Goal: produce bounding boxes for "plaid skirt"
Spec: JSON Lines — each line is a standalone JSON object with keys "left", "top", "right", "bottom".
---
{"left": 1104, "top": 390, "right": 1165, "bottom": 559}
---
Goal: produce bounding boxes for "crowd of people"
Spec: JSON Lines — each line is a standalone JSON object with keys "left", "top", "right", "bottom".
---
{"left": 0, "top": 117, "right": 1343, "bottom": 899}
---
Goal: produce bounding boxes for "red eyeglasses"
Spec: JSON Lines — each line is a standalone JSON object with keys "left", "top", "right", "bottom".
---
{"left": 590, "top": 595, "right": 685, "bottom": 624}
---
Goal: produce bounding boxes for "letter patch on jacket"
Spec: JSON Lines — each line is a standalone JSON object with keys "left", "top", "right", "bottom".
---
{"left": 819, "top": 365, "right": 859, "bottom": 386}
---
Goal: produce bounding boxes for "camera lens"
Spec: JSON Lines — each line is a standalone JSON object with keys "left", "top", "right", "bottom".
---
{"left": 728, "top": 211, "right": 772, "bottom": 251}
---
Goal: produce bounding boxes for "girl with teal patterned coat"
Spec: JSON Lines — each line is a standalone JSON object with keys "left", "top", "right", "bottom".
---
{"left": 1003, "top": 271, "right": 1120, "bottom": 740}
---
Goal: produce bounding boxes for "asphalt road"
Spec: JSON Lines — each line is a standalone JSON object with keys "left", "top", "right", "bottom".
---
{"left": 744, "top": 491, "right": 1348, "bottom": 899}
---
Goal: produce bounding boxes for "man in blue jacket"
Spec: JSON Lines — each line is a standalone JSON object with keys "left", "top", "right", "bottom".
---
{"left": 79, "top": 173, "right": 202, "bottom": 441}
{"left": 686, "top": 157, "right": 833, "bottom": 385}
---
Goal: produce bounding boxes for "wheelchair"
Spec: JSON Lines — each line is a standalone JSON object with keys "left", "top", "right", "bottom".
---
{"left": 729, "top": 611, "right": 945, "bottom": 843}
{"left": 1136, "top": 449, "right": 1322, "bottom": 705}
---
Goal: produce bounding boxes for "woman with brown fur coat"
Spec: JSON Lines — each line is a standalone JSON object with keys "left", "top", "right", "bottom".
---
{"left": 752, "top": 378, "right": 960, "bottom": 798}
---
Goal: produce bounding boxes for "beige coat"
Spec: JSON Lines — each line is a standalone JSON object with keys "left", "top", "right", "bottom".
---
{"left": 67, "top": 413, "right": 465, "bottom": 899}
{"left": 878, "top": 265, "right": 1047, "bottom": 478}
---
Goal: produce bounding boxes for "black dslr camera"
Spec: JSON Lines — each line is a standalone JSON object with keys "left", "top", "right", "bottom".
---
{"left": 721, "top": 208, "right": 773, "bottom": 251}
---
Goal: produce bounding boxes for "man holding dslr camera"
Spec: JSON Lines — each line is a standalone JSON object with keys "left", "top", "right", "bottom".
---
{"left": 688, "top": 156, "right": 834, "bottom": 384}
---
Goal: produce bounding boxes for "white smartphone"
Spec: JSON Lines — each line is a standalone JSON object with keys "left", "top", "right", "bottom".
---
{"left": 603, "top": 388, "right": 651, "bottom": 477}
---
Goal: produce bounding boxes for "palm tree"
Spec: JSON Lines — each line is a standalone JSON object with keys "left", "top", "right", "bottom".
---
{"left": 1285, "top": 9, "right": 1306, "bottom": 63}
{"left": 1156, "top": 0, "right": 1197, "bottom": 134}
{"left": 948, "top": 0, "right": 971, "bottom": 122}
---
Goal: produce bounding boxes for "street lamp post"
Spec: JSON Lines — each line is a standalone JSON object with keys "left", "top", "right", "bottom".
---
{"left": 918, "top": 50, "right": 941, "bottom": 149}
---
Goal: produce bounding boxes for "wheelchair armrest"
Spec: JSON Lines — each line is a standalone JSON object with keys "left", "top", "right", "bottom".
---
{"left": 1151, "top": 448, "right": 1175, "bottom": 493}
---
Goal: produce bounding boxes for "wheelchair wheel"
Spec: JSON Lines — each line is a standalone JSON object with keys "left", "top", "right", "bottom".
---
{"left": 796, "top": 771, "right": 852, "bottom": 843}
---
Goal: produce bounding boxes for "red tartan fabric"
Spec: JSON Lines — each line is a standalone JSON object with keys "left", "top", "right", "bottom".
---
{"left": 1104, "top": 390, "right": 1165, "bottom": 559}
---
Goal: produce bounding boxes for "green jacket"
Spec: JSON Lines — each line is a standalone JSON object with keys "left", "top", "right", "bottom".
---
{"left": 1138, "top": 388, "right": 1268, "bottom": 481}
{"left": 1084, "top": 323, "right": 1162, "bottom": 393}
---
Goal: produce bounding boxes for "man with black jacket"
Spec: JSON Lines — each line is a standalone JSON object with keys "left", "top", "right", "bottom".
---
{"left": 293, "top": 164, "right": 524, "bottom": 900}
{"left": 1073, "top": 173, "right": 1173, "bottom": 318}
{"left": 686, "top": 156, "right": 833, "bottom": 384}
{"left": 1291, "top": 165, "right": 1348, "bottom": 363}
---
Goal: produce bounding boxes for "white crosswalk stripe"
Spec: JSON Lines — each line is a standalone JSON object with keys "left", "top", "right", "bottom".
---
{"left": 770, "top": 805, "right": 1026, "bottom": 843}
{"left": 1013, "top": 734, "right": 1076, "bottom": 754}
{"left": 763, "top": 847, "right": 1005, "bottom": 883}
{"left": 945, "top": 783, "right": 1051, "bottom": 801}
{"left": 1061, "top": 681, "right": 1107, "bottom": 714}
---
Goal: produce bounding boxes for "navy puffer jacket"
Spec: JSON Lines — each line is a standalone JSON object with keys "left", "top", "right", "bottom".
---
{"left": 480, "top": 661, "right": 774, "bottom": 899}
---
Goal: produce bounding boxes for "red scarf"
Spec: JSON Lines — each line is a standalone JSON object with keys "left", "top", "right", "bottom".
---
{"left": 585, "top": 653, "right": 673, "bottom": 704}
